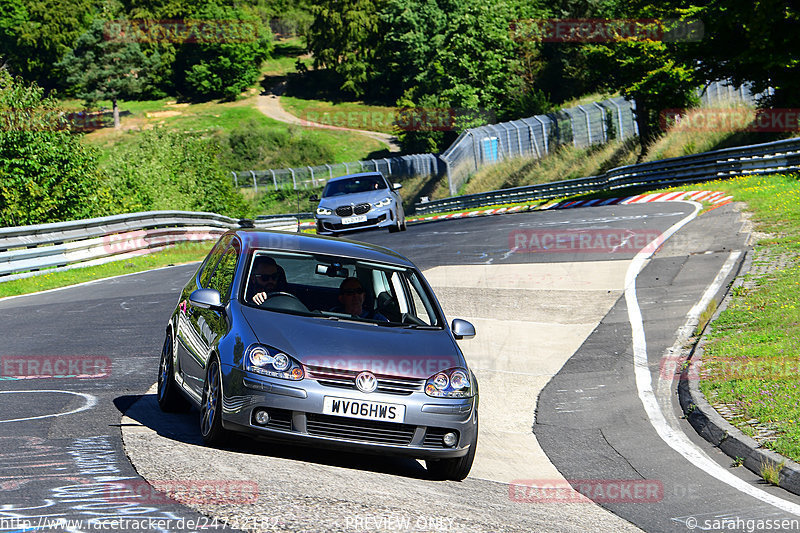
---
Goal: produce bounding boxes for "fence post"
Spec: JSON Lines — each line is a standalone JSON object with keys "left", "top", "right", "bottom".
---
{"left": 631, "top": 100, "right": 640, "bottom": 137}
{"left": 360, "top": 161, "right": 364, "bottom": 171}
{"left": 270, "top": 169, "right": 277, "bottom": 190}
{"left": 578, "top": 105, "right": 591, "bottom": 145}
{"left": 309, "top": 166, "right": 315, "bottom": 187}
{"left": 515, "top": 123, "right": 523, "bottom": 156}
{"left": 231, "top": 172, "right": 238, "bottom": 187}
{"left": 344, "top": 162, "right": 349, "bottom": 174}
{"left": 526, "top": 122, "right": 540, "bottom": 158}
{"left": 384, "top": 158, "right": 391, "bottom": 176}
{"left": 593, "top": 102, "right": 607, "bottom": 143}
{"left": 250, "top": 170, "right": 258, "bottom": 194}
{"left": 534, "top": 116, "right": 548, "bottom": 155}
{"left": 610, "top": 99, "right": 624, "bottom": 139}
{"left": 290, "top": 168, "right": 297, "bottom": 190}
{"left": 325, "top": 163, "right": 332, "bottom": 179}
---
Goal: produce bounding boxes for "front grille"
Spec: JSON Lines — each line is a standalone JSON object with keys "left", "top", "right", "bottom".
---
{"left": 306, "top": 365, "right": 425, "bottom": 395}
{"left": 423, "top": 427, "right": 458, "bottom": 448}
{"left": 335, "top": 205, "right": 353, "bottom": 217}
{"left": 353, "top": 203, "right": 371, "bottom": 215}
{"left": 306, "top": 413, "right": 415, "bottom": 445}
{"left": 325, "top": 214, "right": 386, "bottom": 231}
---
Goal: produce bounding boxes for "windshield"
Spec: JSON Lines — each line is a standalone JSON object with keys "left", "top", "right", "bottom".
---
{"left": 241, "top": 251, "right": 443, "bottom": 328}
{"left": 322, "top": 175, "right": 387, "bottom": 197}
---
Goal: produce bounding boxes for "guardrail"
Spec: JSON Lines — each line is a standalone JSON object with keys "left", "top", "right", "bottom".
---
{"left": 0, "top": 211, "right": 298, "bottom": 282}
{"left": 414, "top": 137, "right": 800, "bottom": 215}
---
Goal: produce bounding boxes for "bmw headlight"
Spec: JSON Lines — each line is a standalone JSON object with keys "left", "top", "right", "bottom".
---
{"left": 372, "top": 197, "right": 392, "bottom": 208}
{"left": 246, "top": 344, "right": 304, "bottom": 380}
{"left": 425, "top": 367, "right": 474, "bottom": 398}
{"left": 316, "top": 207, "right": 332, "bottom": 216}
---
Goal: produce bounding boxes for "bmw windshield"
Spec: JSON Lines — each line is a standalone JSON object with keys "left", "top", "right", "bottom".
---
{"left": 322, "top": 176, "right": 387, "bottom": 197}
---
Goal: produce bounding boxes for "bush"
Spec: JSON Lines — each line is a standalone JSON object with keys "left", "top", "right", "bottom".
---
{"left": 175, "top": 5, "right": 274, "bottom": 101}
{"left": 219, "top": 120, "right": 335, "bottom": 170}
{"left": 102, "top": 128, "right": 247, "bottom": 217}
{"left": 0, "top": 71, "right": 104, "bottom": 227}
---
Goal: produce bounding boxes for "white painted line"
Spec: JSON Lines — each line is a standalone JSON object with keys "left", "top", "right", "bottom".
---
{"left": 625, "top": 203, "right": 800, "bottom": 515}
{"left": 0, "top": 263, "right": 197, "bottom": 304}
{"left": 0, "top": 390, "right": 97, "bottom": 423}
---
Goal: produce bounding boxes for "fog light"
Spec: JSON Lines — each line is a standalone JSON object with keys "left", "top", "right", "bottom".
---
{"left": 254, "top": 410, "right": 270, "bottom": 425}
{"left": 443, "top": 432, "right": 458, "bottom": 447}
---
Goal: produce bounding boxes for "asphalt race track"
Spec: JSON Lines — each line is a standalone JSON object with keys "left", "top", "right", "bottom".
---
{"left": 2, "top": 201, "right": 800, "bottom": 532}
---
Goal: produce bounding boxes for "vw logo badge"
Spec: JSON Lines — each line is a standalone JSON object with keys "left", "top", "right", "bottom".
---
{"left": 355, "top": 371, "right": 378, "bottom": 393}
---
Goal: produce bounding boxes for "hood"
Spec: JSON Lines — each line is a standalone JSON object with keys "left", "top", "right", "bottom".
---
{"left": 240, "top": 306, "right": 464, "bottom": 379}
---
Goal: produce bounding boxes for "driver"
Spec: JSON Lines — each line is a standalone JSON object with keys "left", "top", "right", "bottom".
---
{"left": 247, "top": 256, "right": 288, "bottom": 305}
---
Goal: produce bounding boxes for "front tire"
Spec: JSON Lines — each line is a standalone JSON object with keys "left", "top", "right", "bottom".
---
{"left": 200, "top": 358, "right": 228, "bottom": 446}
{"left": 157, "top": 332, "right": 188, "bottom": 412}
{"left": 426, "top": 414, "right": 478, "bottom": 481}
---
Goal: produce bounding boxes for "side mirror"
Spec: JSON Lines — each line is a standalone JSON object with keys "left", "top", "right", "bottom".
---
{"left": 392, "top": 183, "right": 402, "bottom": 190}
{"left": 309, "top": 194, "right": 319, "bottom": 202}
{"left": 189, "top": 288, "right": 223, "bottom": 311}
{"left": 451, "top": 319, "right": 475, "bottom": 340}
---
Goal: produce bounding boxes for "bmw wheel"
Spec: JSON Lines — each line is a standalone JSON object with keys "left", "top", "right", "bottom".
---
{"left": 157, "top": 332, "right": 188, "bottom": 412}
{"left": 200, "top": 358, "right": 228, "bottom": 446}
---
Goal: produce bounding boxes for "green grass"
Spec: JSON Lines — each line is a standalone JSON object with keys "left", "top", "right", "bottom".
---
{"left": 262, "top": 37, "right": 311, "bottom": 76}
{"left": 281, "top": 97, "right": 399, "bottom": 135}
{"left": 0, "top": 242, "right": 212, "bottom": 298}
{"left": 694, "top": 174, "right": 800, "bottom": 461}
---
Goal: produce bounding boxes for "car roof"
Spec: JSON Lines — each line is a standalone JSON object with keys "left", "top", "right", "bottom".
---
{"left": 233, "top": 229, "right": 415, "bottom": 268}
{"left": 325, "top": 172, "right": 385, "bottom": 184}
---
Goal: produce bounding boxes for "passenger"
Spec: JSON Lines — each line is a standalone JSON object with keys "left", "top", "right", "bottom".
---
{"left": 334, "top": 277, "right": 388, "bottom": 321}
{"left": 248, "top": 256, "right": 288, "bottom": 305}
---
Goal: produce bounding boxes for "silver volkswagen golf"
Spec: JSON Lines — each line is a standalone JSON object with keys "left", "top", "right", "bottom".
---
{"left": 158, "top": 229, "right": 478, "bottom": 480}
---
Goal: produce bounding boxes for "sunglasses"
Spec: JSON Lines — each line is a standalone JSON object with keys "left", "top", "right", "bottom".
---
{"left": 341, "top": 288, "right": 364, "bottom": 295}
{"left": 255, "top": 272, "right": 279, "bottom": 281}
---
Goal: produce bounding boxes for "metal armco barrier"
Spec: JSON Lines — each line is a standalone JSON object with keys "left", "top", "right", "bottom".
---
{"left": 0, "top": 211, "right": 298, "bottom": 282}
{"left": 414, "top": 137, "right": 800, "bottom": 215}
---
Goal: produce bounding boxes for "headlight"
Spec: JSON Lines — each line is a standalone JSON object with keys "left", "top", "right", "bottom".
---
{"left": 316, "top": 207, "right": 332, "bottom": 216}
{"left": 425, "top": 367, "right": 474, "bottom": 398}
{"left": 372, "top": 197, "right": 392, "bottom": 208}
{"left": 246, "top": 344, "right": 304, "bottom": 380}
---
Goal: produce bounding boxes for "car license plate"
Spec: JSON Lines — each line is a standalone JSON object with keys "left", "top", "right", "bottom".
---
{"left": 323, "top": 396, "right": 406, "bottom": 423}
{"left": 341, "top": 215, "right": 367, "bottom": 225}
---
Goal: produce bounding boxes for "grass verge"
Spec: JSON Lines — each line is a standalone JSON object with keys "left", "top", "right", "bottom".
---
{"left": 691, "top": 174, "right": 800, "bottom": 462}
{"left": 0, "top": 242, "right": 212, "bottom": 299}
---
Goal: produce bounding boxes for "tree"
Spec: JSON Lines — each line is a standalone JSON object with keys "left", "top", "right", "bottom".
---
{"left": 0, "top": 0, "right": 94, "bottom": 91}
{"left": 685, "top": 1, "right": 800, "bottom": 107}
{"left": 57, "top": 19, "right": 160, "bottom": 127}
{"left": 172, "top": 3, "right": 273, "bottom": 101}
{"left": 0, "top": 71, "right": 104, "bottom": 227}
{"left": 306, "top": 0, "right": 382, "bottom": 97}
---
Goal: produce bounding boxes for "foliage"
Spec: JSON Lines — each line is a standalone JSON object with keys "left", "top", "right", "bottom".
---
{"left": 306, "top": 0, "right": 382, "bottom": 97}
{"left": 102, "top": 127, "right": 247, "bottom": 216}
{"left": 0, "top": 71, "right": 104, "bottom": 227}
{"left": 0, "top": 0, "right": 94, "bottom": 91}
{"left": 56, "top": 18, "right": 161, "bottom": 125}
{"left": 218, "top": 119, "right": 335, "bottom": 170}
{"left": 686, "top": 1, "right": 800, "bottom": 107}
{"left": 174, "top": 3, "right": 274, "bottom": 101}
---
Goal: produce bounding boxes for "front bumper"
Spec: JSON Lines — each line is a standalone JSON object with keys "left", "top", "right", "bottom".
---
{"left": 315, "top": 207, "right": 397, "bottom": 235}
{"left": 220, "top": 365, "right": 477, "bottom": 459}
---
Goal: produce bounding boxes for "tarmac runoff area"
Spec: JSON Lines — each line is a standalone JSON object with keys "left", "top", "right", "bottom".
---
{"left": 121, "top": 260, "right": 642, "bottom": 532}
